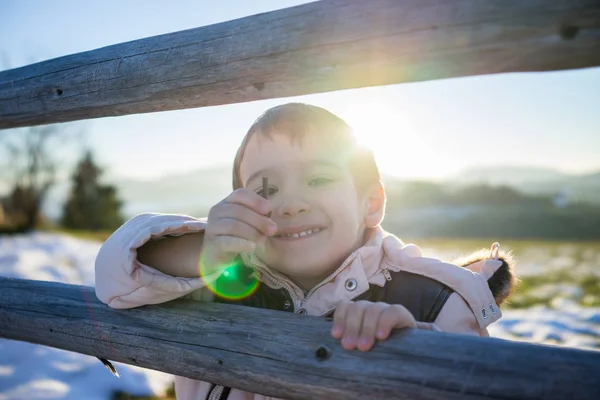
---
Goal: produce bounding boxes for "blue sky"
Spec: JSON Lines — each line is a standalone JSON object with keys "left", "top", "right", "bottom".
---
{"left": 1, "top": 0, "right": 599, "bottom": 182}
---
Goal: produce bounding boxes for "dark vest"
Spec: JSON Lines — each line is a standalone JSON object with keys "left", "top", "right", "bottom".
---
{"left": 214, "top": 264, "right": 453, "bottom": 322}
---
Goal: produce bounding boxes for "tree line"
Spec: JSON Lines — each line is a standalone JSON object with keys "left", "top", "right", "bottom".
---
{"left": 0, "top": 126, "right": 123, "bottom": 234}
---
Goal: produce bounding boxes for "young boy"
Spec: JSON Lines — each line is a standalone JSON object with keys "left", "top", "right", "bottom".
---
{"left": 95, "top": 103, "right": 515, "bottom": 400}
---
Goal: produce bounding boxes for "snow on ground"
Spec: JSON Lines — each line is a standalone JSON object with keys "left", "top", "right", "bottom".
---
{"left": 0, "top": 233, "right": 173, "bottom": 400}
{"left": 1, "top": 233, "right": 599, "bottom": 400}
{"left": 489, "top": 298, "right": 600, "bottom": 350}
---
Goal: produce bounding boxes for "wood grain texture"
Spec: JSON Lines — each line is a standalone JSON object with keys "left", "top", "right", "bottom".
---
{"left": 1, "top": 277, "right": 599, "bottom": 399}
{"left": 1, "top": 0, "right": 599, "bottom": 129}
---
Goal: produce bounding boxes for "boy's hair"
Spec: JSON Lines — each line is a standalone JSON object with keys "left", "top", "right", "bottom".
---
{"left": 232, "top": 103, "right": 381, "bottom": 191}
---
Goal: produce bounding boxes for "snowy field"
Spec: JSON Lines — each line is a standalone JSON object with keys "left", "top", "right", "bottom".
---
{"left": 1, "top": 233, "right": 599, "bottom": 400}
{"left": 0, "top": 233, "right": 173, "bottom": 400}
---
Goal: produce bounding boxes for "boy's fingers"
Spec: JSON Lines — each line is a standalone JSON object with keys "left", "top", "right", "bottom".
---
{"left": 212, "top": 236, "right": 256, "bottom": 256}
{"left": 211, "top": 217, "right": 265, "bottom": 244}
{"left": 376, "top": 305, "right": 416, "bottom": 340}
{"left": 331, "top": 301, "right": 350, "bottom": 339}
{"left": 199, "top": 236, "right": 255, "bottom": 276}
{"left": 340, "top": 301, "right": 369, "bottom": 350}
{"left": 225, "top": 188, "right": 272, "bottom": 216}
{"left": 211, "top": 203, "right": 277, "bottom": 237}
{"left": 357, "top": 302, "right": 387, "bottom": 351}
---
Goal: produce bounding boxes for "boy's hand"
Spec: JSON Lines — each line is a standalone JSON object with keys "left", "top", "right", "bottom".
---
{"left": 200, "top": 188, "right": 277, "bottom": 275}
{"left": 331, "top": 300, "right": 441, "bottom": 351}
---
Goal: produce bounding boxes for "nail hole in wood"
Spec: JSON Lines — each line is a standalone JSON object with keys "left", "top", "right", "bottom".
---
{"left": 217, "top": 359, "right": 223, "bottom": 365}
{"left": 54, "top": 88, "right": 64, "bottom": 96}
{"left": 253, "top": 82, "right": 265, "bottom": 91}
{"left": 315, "top": 346, "right": 331, "bottom": 361}
{"left": 560, "top": 25, "right": 579, "bottom": 40}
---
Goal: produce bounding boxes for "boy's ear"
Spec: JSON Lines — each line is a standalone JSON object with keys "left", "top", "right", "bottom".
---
{"left": 363, "top": 182, "right": 386, "bottom": 228}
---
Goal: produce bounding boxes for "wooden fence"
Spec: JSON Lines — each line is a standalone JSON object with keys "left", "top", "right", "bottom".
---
{"left": 2, "top": 277, "right": 600, "bottom": 400}
{"left": 2, "top": 0, "right": 600, "bottom": 129}
{"left": 1, "top": 0, "right": 600, "bottom": 399}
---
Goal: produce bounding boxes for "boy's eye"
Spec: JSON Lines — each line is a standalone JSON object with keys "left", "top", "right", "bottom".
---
{"left": 308, "top": 177, "right": 334, "bottom": 187}
{"left": 256, "top": 186, "right": 278, "bottom": 198}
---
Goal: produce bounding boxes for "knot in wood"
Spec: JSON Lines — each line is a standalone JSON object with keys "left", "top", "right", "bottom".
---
{"left": 559, "top": 24, "right": 579, "bottom": 40}
{"left": 315, "top": 345, "right": 331, "bottom": 361}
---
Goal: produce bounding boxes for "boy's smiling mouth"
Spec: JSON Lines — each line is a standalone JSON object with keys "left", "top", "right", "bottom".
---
{"left": 275, "top": 226, "right": 325, "bottom": 240}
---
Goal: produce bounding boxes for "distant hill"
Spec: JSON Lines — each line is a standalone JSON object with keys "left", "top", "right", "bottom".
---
{"left": 452, "top": 166, "right": 600, "bottom": 204}
{"left": 41, "top": 165, "right": 600, "bottom": 221}
{"left": 115, "top": 166, "right": 233, "bottom": 216}
{"left": 42, "top": 166, "right": 232, "bottom": 220}
{"left": 453, "top": 166, "right": 571, "bottom": 185}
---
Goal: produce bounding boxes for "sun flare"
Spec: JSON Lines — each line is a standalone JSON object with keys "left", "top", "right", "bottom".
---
{"left": 336, "top": 98, "right": 450, "bottom": 181}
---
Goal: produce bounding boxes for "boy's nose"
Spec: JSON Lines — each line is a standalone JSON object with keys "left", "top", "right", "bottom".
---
{"left": 276, "top": 195, "right": 311, "bottom": 217}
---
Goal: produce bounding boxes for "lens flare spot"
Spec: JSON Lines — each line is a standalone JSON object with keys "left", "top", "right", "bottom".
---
{"left": 200, "top": 261, "right": 259, "bottom": 301}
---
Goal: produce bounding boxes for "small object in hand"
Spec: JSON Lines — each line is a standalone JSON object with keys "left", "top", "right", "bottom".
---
{"left": 262, "top": 177, "right": 268, "bottom": 199}
{"left": 98, "top": 357, "right": 120, "bottom": 378}
{"left": 262, "top": 177, "right": 272, "bottom": 217}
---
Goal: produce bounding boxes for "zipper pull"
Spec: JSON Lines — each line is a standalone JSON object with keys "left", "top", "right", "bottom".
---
{"left": 383, "top": 268, "right": 392, "bottom": 281}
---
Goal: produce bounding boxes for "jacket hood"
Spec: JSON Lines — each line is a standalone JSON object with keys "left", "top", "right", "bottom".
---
{"left": 454, "top": 246, "right": 517, "bottom": 306}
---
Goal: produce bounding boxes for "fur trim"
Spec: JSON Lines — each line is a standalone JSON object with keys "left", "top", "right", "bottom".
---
{"left": 455, "top": 248, "right": 518, "bottom": 307}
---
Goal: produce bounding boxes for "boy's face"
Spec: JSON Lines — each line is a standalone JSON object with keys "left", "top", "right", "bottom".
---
{"left": 239, "top": 131, "right": 376, "bottom": 287}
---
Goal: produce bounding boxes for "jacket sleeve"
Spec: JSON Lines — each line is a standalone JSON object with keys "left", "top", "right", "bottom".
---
{"left": 434, "top": 293, "right": 487, "bottom": 336}
{"left": 393, "top": 243, "right": 504, "bottom": 336}
{"left": 94, "top": 213, "right": 221, "bottom": 309}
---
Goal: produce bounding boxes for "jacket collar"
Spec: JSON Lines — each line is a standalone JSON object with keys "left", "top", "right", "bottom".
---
{"left": 240, "top": 227, "right": 395, "bottom": 316}
{"left": 241, "top": 227, "right": 502, "bottom": 329}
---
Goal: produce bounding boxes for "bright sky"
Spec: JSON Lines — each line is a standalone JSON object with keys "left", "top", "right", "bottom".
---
{"left": 1, "top": 0, "right": 599, "bottom": 182}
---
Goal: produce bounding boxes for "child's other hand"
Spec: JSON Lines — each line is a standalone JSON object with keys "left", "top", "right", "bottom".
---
{"left": 201, "top": 189, "right": 277, "bottom": 275}
{"left": 331, "top": 300, "right": 441, "bottom": 351}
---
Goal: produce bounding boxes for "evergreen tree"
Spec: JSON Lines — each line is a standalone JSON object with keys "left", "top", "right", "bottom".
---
{"left": 61, "top": 151, "right": 124, "bottom": 230}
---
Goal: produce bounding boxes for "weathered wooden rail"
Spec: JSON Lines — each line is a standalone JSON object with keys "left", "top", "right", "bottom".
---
{"left": 1, "top": 277, "right": 599, "bottom": 400}
{"left": 1, "top": 0, "right": 599, "bottom": 129}
{"left": 1, "top": 0, "right": 600, "bottom": 398}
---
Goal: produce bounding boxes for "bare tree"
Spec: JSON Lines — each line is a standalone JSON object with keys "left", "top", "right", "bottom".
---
{"left": 0, "top": 55, "right": 87, "bottom": 232}
{"left": 0, "top": 125, "right": 70, "bottom": 231}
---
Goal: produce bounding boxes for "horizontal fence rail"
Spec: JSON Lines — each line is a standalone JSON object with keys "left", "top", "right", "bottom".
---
{"left": 1, "top": 277, "right": 599, "bottom": 400}
{"left": 1, "top": 0, "right": 599, "bottom": 129}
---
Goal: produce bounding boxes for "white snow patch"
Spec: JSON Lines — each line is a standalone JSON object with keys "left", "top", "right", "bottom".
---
{"left": 0, "top": 233, "right": 174, "bottom": 400}
{"left": 489, "top": 299, "right": 600, "bottom": 350}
